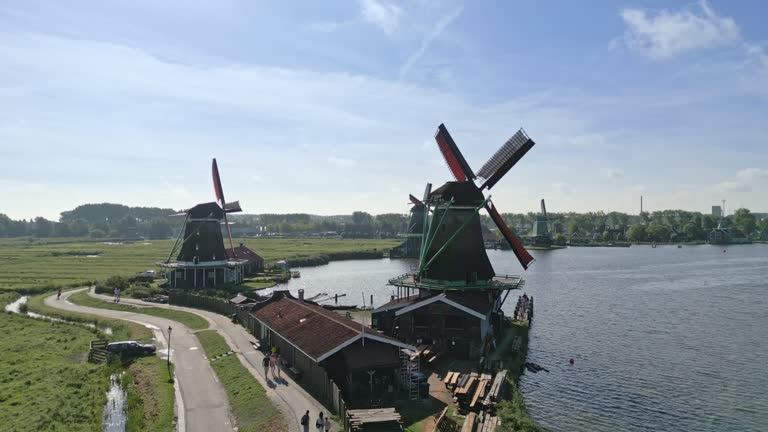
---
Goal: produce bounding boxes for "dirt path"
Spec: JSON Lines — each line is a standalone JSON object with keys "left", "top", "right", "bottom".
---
{"left": 45, "top": 289, "right": 234, "bottom": 432}
{"left": 86, "top": 291, "right": 329, "bottom": 432}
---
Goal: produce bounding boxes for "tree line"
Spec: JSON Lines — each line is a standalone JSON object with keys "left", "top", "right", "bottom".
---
{"left": 1, "top": 203, "right": 766, "bottom": 242}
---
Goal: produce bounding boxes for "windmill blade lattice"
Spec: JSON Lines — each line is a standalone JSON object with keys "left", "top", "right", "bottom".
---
{"left": 477, "top": 129, "right": 535, "bottom": 190}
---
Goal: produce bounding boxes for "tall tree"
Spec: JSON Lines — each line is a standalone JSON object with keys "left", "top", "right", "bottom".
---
{"left": 34, "top": 217, "right": 53, "bottom": 237}
{"left": 733, "top": 208, "right": 757, "bottom": 237}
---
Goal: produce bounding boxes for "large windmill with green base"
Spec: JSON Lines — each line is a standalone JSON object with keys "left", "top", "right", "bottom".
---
{"left": 372, "top": 123, "right": 536, "bottom": 360}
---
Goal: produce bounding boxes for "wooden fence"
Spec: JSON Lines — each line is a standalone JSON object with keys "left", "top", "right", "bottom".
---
{"left": 88, "top": 339, "right": 111, "bottom": 363}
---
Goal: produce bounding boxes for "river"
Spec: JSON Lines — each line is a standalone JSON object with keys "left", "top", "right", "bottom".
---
{"left": 276, "top": 243, "right": 768, "bottom": 431}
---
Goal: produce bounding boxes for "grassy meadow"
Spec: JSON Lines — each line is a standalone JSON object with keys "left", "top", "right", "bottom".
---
{"left": 0, "top": 293, "right": 111, "bottom": 431}
{"left": 0, "top": 237, "right": 399, "bottom": 293}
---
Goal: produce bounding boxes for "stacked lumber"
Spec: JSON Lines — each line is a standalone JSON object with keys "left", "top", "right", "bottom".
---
{"left": 454, "top": 372, "right": 478, "bottom": 396}
{"left": 461, "top": 412, "right": 477, "bottom": 432}
{"left": 443, "top": 371, "right": 459, "bottom": 389}
{"left": 477, "top": 415, "right": 499, "bottom": 432}
{"left": 469, "top": 379, "right": 489, "bottom": 409}
{"left": 482, "top": 370, "right": 507, "bottom": 407}
{"left": 347, "top": 408, "right": 402, "bottom": 431}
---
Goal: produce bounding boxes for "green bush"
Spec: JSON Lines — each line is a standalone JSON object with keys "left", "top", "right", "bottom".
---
{"left": 124, "top": 284, "right": 161, "bottom": 299}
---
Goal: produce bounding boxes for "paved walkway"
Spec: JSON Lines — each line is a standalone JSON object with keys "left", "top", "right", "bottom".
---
{"left": 45, "top": 289, "right": 233, "bottom": 432}
{"left": 87, "top": 291, "right": 329, "bottom": 432}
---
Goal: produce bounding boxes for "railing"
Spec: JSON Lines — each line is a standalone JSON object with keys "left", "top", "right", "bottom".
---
{"left": 88, "top": 339, "right": 111, "bottom": 363}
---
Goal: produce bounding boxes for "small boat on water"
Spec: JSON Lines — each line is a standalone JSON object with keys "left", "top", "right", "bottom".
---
{"left": 291, "top": 270, "right": 301, "bottom": 278}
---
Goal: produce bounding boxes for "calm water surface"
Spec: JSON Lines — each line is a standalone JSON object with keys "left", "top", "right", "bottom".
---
{"left": 276, "top": 245, "right": 768, "bottom": 431}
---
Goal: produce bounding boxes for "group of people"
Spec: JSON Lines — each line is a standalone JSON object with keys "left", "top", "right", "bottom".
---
{"left": 513, "top": 293, "right": 533, "bottom": 323}
{"left": 261, "top": 348, "right": 282, "bottom": 379}
{"left": 301, "top": 410, "right": 330, "bottom": 432}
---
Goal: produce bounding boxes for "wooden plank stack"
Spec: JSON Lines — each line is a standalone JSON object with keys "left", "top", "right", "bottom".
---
{"left": 461, "top": 412, "right": 476, "bottom": 432}
{"left": 346, "top": 408, "right": 402, "bottom": 431}
{"left": 482, "top": 370, "right": 508, "bottom": 407}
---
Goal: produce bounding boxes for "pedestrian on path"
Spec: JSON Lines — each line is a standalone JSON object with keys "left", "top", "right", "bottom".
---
{"left": 262, "top": 355, "right": 270, "bottom": 378}
{"left": 113, "top": 287, "right": 119, "bottom": 303}
{"left": 301, "top": 410, "right": 310, "bottom": 432}
{"left": 315, "top": 412, "right": 324, "bottom": 431}
{"left": 324, "top": 415, "right": 331, "bottom": 432}
{"left": 275, "top": 353, "right": 282, "bottom": 379}
{"left": 56, "top": 287, "right": 62, "bottom": 300}
{"left": 269, "top": 352, "right": 277, "bottom": 378}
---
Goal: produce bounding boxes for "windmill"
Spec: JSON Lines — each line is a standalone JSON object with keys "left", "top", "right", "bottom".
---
{"left": 390, "top": 194, "right": 426, "bottom": 259}
{"left": 530, "top": 199, "right": 555, "bottom": 246}
{"left": 416, "top": 123, "right": 535, "bottom": 284}
{"left": 159, "top": 159, "right": 247, "bottom": 289}
{"left": 374, "top": 123, "right": 537, "bottom": 361}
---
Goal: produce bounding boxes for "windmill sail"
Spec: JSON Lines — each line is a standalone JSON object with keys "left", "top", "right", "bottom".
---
{"left": 541, "top": 199, "right": 547, "bottom": 219}
{"left": 477, "top": 129, "right": 535, "bottom": 190}
{"left": 409, "top": 194, "right": 423, "bottom": 206}
{"left": 435, "top": 124, "right": 475, "bottom": 182}
{"left": 486, "top": 202, "right": 535, "bottom": 270}
{"left": 212, "top": 158, "right": 235, "bottom": 254}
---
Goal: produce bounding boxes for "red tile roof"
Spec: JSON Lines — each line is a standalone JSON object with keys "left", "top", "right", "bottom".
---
{"left": 224, "top": 245, "right": 263, "bottom": 262}
{"left": 252, "top": 295, "right": 403, "bottom": 361}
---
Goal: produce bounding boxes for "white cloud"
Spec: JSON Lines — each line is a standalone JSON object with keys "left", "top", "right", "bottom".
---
{"left": 400, "top": 6, "right": 463, "bottom": 78}
{"left": 359, "top": 0, "right": 402, "bottom": 36}
{"left": 715, "top": 181, "right": 750, "bottom": 193}
{"left": 328, "top": 156, "right": 357, "bottom": 167}
{"left": 608, "top": 168, "right": 625, "bottom": 178}
{"left": 736, "top": 168, "right": 768, "bottom": 181}
{"left": 617, "top": 0, "right": 739, "bottom": 59}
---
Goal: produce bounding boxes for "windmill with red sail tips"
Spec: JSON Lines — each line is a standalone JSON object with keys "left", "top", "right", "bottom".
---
{"left": 158, "top": 159, "right": 249, "bottom": 289}
{"left": 372, "top": 123, "right": 537, "bottom": 362}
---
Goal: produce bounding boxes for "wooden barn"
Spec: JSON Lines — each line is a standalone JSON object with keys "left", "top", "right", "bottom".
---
{"left": 249, "top": 291, "right": 416, "bottom": 407}
{"left": 224, "top": 243, "right": 264, "bottom": 275}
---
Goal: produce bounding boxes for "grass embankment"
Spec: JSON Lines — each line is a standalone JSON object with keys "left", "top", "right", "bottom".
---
{"left": 492, "top": 320, "right": 547, "bottom": 432}
{"left": 124, "top": 356, "right": 175, "bottom": 432}
{"left": 67, "top": 290, "right": 209, "bottom": 330}
{"left": 21, "top": 291, "right": 176, "bottom": 432}
{"left": 0, "top": 237, "right": 399, "bottom": 293}
{"left": 196, "top": 330, "right": 286, "bottom": 432}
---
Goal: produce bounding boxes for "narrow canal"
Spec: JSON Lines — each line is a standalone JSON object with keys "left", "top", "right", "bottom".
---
{"left": 276, "top": 244, "right": 768, "bottom": 431}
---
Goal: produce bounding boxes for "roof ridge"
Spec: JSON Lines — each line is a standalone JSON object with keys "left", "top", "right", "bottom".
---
{"left": 286, "top": 297, "right": 369, "bottom": 334}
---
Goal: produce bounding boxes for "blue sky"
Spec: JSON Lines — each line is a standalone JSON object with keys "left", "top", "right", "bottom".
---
{"left": 1, "top": 0, "right": 766, "bottom": 220}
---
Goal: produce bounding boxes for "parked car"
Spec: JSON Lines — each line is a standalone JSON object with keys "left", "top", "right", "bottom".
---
{"left": 106, "top": 341, "right": 156, "bottom": 356}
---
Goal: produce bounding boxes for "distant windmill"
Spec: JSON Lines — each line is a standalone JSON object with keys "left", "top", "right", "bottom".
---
{"left": 530, "top": 199, "right": 556, "bottom": 246}
{"left": 390, "top": 194, "right": 426, "bottom": 259}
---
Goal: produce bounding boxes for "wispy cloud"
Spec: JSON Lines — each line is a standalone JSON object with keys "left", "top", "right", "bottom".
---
{"left": 400, "top": 6, "right": 463, "bottom": 79}
{"left": 715, "top": 168, "right": 768, "bottom": 193}
{"left": 359, "top": 0, "right": 402, "bottom": 36}
{"left": 616, "top": 0, "right": 739, "bottom": 59}
{"left": 552, "top": 182, "right": 573, "bottom": 194}
{"left": 328, "top": 156, "right": 357, "bottom": 167}
{"left": 608, "top": 168, "right": 625, "bottom": 179}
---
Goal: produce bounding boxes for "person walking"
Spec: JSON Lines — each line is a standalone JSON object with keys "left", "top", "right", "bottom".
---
{"left": 262, "top": 355, "right": 270, "bottom": 378}
{"left": 113, "top": 287, "right": 119, "bottom": 303}
{"left": 301, "top": 410, "right": 310, "bottom": 432}
{"left": 56, "top": 287, "right": 62, "bottom": 300}
{"left": 315, "top": 412, "right": 324, "bottom": 431}
{"left": 324, "top": 415, "right": 331, "bottom": 432}
{"left": 275, "top": 353, "right": 282, "bottom": 379}
{"left": 269, "top": 352, "right": 277, "bottom": 378}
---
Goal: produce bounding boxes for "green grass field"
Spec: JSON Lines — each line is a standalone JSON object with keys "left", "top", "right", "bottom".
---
{"left": 0, "top": 237, "right": 399, "bottom": 293}
{"left": 196, "top": 330, "right": 286, "bottom": 432}
{"left": 13, "top": 292, "right": 175, "bottom": 432}
{"left": 0, "top": 294, "right": 111, "bottom": 431}
{"left": 67, "top": 291, "right": 209, "bottom": 330}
